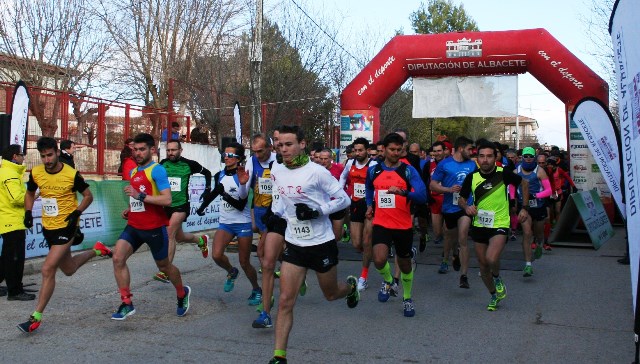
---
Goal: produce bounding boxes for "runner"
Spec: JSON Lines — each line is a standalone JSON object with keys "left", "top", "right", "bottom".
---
{"left": 429, "top": 136, "right": 477, "bottom": 288}
{"left": 246, "top": 133, "right": 276, "bottom": 253}
{"left": 151, "top": 139, "right": 212, "bottom": 283}
{"left": 110, "top": 133, "right": 190, "bottom": 321}
{"left": 458, "top": 140, "right": 530, "bottom": 311}
{"left": 268, "top": 125, "right": 358, "bottom": 364}
{"left": 318, "top": 148, "right": 347, "bottom": 243}
{"left": 516, "top": 147, "right": 553, "bottom": 277}
{"left": 197, "top": 142, "right": 261, "bottom": 304}
{"left": 365, "top": 132, "right": 426, "bottom": 317}
{"left": 426, "top": 141, "right": 446, "bottom": 250}
{"left": 18, "top": 137, "right": 112, "bottom": 333}
{"left": 339, "top": 137, "right": 377, "bottom": 291}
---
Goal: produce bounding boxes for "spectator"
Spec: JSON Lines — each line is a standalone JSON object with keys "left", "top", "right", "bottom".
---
{"left": 119, "top": 138, "right": 137, "bottom": 181}
{"left": 161, "top": 122, "right": 181, "bottom": 142}
{"left": 59, "top": 140, "right": 76, "bottom": 168}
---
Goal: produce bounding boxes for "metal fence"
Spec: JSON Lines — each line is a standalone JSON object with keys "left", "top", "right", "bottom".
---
{"left": 1, "top": 82, "right": 190, "bottom": 175}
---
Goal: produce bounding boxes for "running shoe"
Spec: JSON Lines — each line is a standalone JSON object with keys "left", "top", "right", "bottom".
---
{"left": 487, "top": 294, "right": 499, "bottom": 311}
{"left": 274, "top": 270, "right": 281, "bottom": 279}
{"left": 531, "top": 242, "right": 537, "bottom": 250}
{"left": 357, "top": 277, "right": 368, "bottom": 291}
{"left": 252, "top": 311, "right": 273, "bottom": 328}
{"left": 177, "top": 286, "right": 191, "bottom": 316}
{"left": 378, "top": 281, "right": 391, "bottom": 302}
{"left": 510, "top": 233, "right": 517, "bottom": 241}
{"left": 256, "top": 295, "right": 275, "bottom": 313}
{"left": 390, "top": 279, "right": 399, "bottom": 297}
{"left": 452, "top": 251, "right": 461, "bottom": 271}
{"left": 403, "top": 298, "right": 415, "bottom": 317}
{"left": 388, "top": 249, "right": 394, "bottom": 258}
{"left": 411, "top": 246, "right": 418, "bottom": 272}
{"left": 459, "top": 274, "right": 470, "bottom": 289}
{"left": 198, "top": 235, "right": 209, "bottom": 258}
{"left": 111, "top": 302, "right": 136, "bottom": 320}
{"left": 93, "top": 241, "right": 113, "bottom": 257}
{"left": 433, "top": 236, "right": 443, "bottom": 245}
{"left": 419, "top": 235, "right": 427, "bottom": 252}
{"left": 543, "top": 243, "right": 552, "bottom": 251}
{"left": 17, "top": 315, "right": 41, "bottom": 333}
{"left": 346, "top": 275, "right": 360, "bottom": 308}
{"left": 248, "top": 288, "right": 262, "bottom": 306}
{"left": 494, "top": 277, "right": 507, "bottom": 300}
{"left": 153, "top": 271, "right": 170, "bottom": 283}
{"left": 268, "top": 357, "right": 287, "bottom": 364}
{"left": 224, "top": 267, "right": 239, "bottom": 292}
{"left": 438, "top": 261, "right": 449, "bottom": 274}
{"left": 534, "top": 244, "right": 543, "bottom": 259}
{"left": 523, "top": 265, "right": 534, "bottom": 277}
{"left": 299, "top": 279, "right": 308, "bottom": 297}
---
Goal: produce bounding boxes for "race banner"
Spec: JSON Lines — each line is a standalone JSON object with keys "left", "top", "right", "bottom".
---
{"left": 339, "top": 110, "right": 374, "bottom": 163}
{"left": 9, "top": 81, "right": 30, "bottom": 153}
{"left": 609, "top": 0, "right": 640, "bottom": 324}
{"left": 570, "top": 98, "right": 625, "bottom": 218}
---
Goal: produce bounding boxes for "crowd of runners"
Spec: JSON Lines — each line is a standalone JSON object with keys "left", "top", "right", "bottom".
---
{"left": 2, "top": 125, "right": 578, "bottom": 364}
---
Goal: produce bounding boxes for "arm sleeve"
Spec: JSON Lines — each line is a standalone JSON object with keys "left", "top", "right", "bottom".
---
{"left": 365, "top": 166, "right": 374, "bottom": 207}
{"left": 27, "top": 173, "right": 38, "bottom": 192}
{"left": 317, "top": 170, "right": 350, "bottom": 216}
{"left": 72, "top": 172, "right": 90, "bottom": 193}
{"left": 338, "top": 160, "right": 351, "bottom": 189}
{"left": 535, "top": 178, "right": 553, "bottom": 198}
{"left": 188, "top": 159, "right": 212, "bottom": 189}
{"left": 151, "top": 165, "right": 171, "bottom": 191}
{"left": 237, "top": 182, "right": 249, "bottom": 199}
{"left": 459, "top": 173, "right": 473, "bottom": 200}
{"left": 406, "top": 165, "right": 427, "bottom": 204}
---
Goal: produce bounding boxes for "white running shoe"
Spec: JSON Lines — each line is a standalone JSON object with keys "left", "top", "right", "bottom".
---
{"left": 356, "top": 277, "right": 368, "bottom": 291}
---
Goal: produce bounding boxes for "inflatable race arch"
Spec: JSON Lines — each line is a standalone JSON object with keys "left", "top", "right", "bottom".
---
{"left": 340, "top": 28, "right": 609, "bottom": 143}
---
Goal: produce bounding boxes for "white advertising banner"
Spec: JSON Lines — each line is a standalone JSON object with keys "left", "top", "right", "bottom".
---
{"left": 10, "top": 81, "right": 29, "bottom": 150}
{"left": 412, "top": 75, "right": 517, "bottom": 118}
{"left": 571, "top": 99, "right": 625, "bottom": 217}
{"left": 610, "top": 0, "right": 640, "bottom": 311}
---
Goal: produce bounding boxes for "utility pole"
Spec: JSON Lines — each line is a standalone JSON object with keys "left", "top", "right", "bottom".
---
{"left": 249, "top": 0, "right": 263, "bottom": 135}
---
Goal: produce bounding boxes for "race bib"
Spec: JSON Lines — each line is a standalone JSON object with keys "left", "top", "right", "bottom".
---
{"left": 529, "top": 199, "right": 538, "bottom": 208}
{"left": 452, "top": 192, "right": 460, "bottom": 207}
{"left": 41, "top": 197, "right": 59, "bottom": 217}
{"left": 377, "top": 190, "right": 396, "bottom": 209}
{"left": 258, "top": 177, "right": 273, "bottom": 194}
{"left": 168, "top": 177, "right": 181, "bottom": 192}
{"left": 353, "top": 183, "right": 366, "bottom": 198}
{"left": 288, "top": 218, "right": 313, "bottom": 239}
{"left": 272, "top": 193, "right": 280, "bottom": 202}
{"left": 129, "top": 196, "right": 146, "bottom": 212}
{"left": 477, "top": 209, "right": 495, "bottom": 228}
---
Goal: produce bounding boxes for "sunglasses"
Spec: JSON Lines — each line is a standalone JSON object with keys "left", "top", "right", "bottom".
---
{"left": 522, "top": 154, "right": 535, "bottom": 159}
{"left": 224, "top": 153, "right": 240, "bottom": 158}
{"left": 368, "top": 154, "right": 378, "bottom": 158}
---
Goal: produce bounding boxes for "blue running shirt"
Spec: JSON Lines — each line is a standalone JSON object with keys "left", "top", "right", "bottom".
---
{"left": 431, "top": 156, "right": 477, "bottom": 214}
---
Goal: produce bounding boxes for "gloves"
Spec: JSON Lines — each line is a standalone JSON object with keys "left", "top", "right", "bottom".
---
{"left": 65, "top": 210, "right": 82, "bottom": 229}
{"left": 295, "top": 203, "right": 319, "bottom": 221}
{"left": 24, "top": 210, "right": 33, "bottom": 228}
{"left": 200, "top": 187, "right": 212, "bottom": 202}
{"left": 197, "top": 184, "right": 226, "bottom": 215}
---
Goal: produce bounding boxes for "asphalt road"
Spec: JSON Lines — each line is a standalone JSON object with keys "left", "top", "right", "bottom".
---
{"left": 0, "top": 227, "right": 633, "bottom": 363}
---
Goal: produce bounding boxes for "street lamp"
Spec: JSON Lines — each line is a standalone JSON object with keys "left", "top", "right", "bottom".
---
{"left": 512, "top": 131, "right": 518, "bottom": 149}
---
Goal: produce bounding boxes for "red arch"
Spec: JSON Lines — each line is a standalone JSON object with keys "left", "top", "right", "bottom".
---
{"left": 340, "top": 28, "right": 608, "bottom": 141}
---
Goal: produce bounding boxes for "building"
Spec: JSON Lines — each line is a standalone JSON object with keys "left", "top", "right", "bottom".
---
{"left": 494, "top": 115, "right": 539, "bottom": 149}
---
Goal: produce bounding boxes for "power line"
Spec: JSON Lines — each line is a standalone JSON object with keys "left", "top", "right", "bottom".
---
{"left": 288, "top": 0, "right": 365, "bottom": 68}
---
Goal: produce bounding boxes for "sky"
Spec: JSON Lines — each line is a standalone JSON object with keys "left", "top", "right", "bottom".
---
{"left": 318, "top": 0, "right": 610, "bottom": 147}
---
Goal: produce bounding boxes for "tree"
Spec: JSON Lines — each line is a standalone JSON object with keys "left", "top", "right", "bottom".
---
{"left": 97, "top": 0, "right": 246, "bottom": 138}
{"left": 0, "top": 0, "right": 112, "bottom": 137}
{"left": 410, "top": 0, "right": 479, "bottom": 34}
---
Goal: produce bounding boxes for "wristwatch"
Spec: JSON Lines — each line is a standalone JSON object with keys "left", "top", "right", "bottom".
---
{"left": 138, "top": 192, "right": 147, "bottom": 201}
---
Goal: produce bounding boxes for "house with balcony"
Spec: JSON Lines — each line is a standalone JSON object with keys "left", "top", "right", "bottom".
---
{"left": 494, "top": 115, "right": 539, "bottom": 149}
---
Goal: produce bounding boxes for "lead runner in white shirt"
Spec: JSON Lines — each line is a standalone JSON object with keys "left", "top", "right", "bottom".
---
{"left": 267, "top": 125, "right": 359, "bottom": 363}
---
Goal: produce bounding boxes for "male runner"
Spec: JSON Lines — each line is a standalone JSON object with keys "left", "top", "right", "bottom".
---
{"left": 18, "top": 137, "right": 112, "bottom": 332}
{"left": 365, "top": 132, "right": 426, "bottom": 317}
{"left": 516, "top": 147, "right": 553, "bottom": 277}
{"left": 268, "top": 125, "right": 358, "bottom": 364}
{"left": 429, "top": 136, "right": 477, "bottom": 288}
{"left": 198, "top": 142, "right": 261, "bottom": 304}
{"left": 152, "top": 139, "right": 212, "bottom": 283}
{"left": 246, "top": 134, "right": 276, "bottom": 240}
{"left": 458, "top": 140, "right": 529, "bottom": 311}
{"left": 425, "top": 141, "right": 446, "bottom": 250}
{"left": 339, "top": 137, "right": 377, "bottom": 291}
{"left": 110, "top": 133, "right": 190, "bottom": 320}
